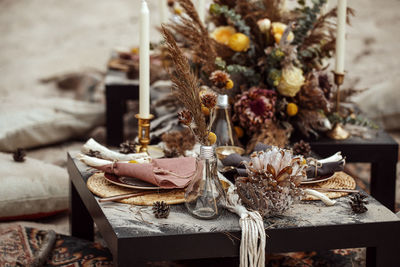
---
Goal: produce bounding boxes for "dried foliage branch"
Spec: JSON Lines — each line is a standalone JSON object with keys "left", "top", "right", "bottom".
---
{"left": 167, "top": 0, "right": 218, "bottom": 75}
{"left": 162, "top": 26, "right": 208, "bottom": 144}
{"left": 298, "top": 7, "right": 355, "bottom": 69}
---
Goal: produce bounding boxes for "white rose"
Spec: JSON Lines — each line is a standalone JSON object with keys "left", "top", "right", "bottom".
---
{"left": 257, "top": 18, "right": 271, "bottom": 33}
{"left": 277, "top": 66, "right": 305, "bottom": 97}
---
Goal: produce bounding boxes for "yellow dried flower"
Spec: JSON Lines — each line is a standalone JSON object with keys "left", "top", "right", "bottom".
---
{"left": 130, "top": 47, "right": 139, "bottom": 54}
{"left": 271, "top": 22, "right": 294, "bottom": 44}
{"left": 225, "top": 79, "right": 234, "bottom": 89}
{"left": 128, "top": 160, "right": 138, "bottom": 163}
{"left": 207, "top": 132, "right": 217, "bottom": 145}
{"left": 277, "top": 66, "right": 305, "bottom": 97}
{"left": 228, "top": 33, "right": 250, "bottom": 52}
{"left": 201, "top": 105, "right": 210, "bottom": 116}
{"left": 286, "top": 103, "right": 298, "bottom": 116}
{"left": 174, "top": 6, "right": 182, "bottom": 15}
{"left": 210, "top": 26, "right": 236, "bottom": 45}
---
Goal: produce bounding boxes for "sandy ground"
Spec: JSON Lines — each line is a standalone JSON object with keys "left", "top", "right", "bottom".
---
{"left": 0, "top": 0, "right": 399, "bottom": 239}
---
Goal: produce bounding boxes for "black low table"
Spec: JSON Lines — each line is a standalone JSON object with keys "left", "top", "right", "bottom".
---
{"left": 68, "top": 153, "right": 400, "bottom": 267}
{"left": 307, "top": 131, "right": 398, "bottom": 211}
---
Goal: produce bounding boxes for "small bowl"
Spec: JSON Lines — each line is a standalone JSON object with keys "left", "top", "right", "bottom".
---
{"left": 215, "top": 146, "right": 245, "bottom": 160}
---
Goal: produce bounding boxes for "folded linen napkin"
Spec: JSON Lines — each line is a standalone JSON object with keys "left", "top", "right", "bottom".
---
{"left": 78, "top": 154, "right": 199, "bottom": 188}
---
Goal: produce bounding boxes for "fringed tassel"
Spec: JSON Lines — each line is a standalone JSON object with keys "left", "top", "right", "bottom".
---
{"left": 224, "top": 186, "right": 266, "bottom": 267}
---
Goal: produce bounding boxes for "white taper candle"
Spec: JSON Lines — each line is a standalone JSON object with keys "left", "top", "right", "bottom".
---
{"left": 158, "top": 0, "right": 168, "bottom": 24}
{"left": 140, "top": 0, "right": 150, "bottom": 118}
{"left": 198, "top": 0, "right": 205, "bottom": 23}
{"left": 335, "top": 0, "right": 347, "bottom": 74}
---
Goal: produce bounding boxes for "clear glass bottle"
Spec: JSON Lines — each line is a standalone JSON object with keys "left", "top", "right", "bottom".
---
{"left": 185, "top": 146, "right": 226, "bottom": 219}
{"left": 210, "top": 94, "right": 240, "bottom": 147}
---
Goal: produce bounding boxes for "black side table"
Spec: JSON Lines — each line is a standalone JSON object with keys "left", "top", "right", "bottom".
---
{"left": 308, "top": 131, "right": 398, "bottom": 211}
{"left": 105, "top": 70, "right": 139, "bottom": 146}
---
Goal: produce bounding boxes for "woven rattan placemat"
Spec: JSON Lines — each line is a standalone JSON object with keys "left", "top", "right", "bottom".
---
{"left": 87, "top": 172, "right": 185, "bottom": 205}
{"left": 302, "top": 171, "right": 356, "bottom": 200}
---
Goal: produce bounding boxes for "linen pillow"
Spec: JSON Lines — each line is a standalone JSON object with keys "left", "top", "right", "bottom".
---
{"left": 352, "top": 78, "right": 400, "bottom": 130}
{"left": 0, "top": 97, "right": 105, "bottom": 152}
{"left": 0, "top": 152, "right": 69, "bottom": 221}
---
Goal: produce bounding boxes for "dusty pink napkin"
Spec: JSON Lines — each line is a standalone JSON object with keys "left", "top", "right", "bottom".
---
{"left": 96, "top": 157, "right": 200, "bottom": 189}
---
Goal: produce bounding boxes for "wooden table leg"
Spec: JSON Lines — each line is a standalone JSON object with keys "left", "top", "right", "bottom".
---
{"left": 69, "top": 179, "right": 94, "bottom": 241}
{"left": 371, "top": 159, "right": 397, "bottom": 211}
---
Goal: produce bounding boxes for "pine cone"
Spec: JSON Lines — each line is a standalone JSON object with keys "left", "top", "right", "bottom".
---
{"left": 349, "top": 193, "right": 368, "bottom": 214}
{"left": 119, "top": 140, "right": 137, "bottom": 154}
{"left": 13, "top": 148, "right": 26, "bottom": 162}
{"left": 86, "top": 149, "right": 101, "bottom": 158}
{"left": 292, "top": 140, "right": 311, "bottom": 157}
{"left": 152, "top": 201, "right": 170, "bottom": 219}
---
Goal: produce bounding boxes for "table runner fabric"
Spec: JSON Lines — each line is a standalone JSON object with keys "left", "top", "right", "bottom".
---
{"left": 95, "top": 157, "right": 199, "bottom": 189}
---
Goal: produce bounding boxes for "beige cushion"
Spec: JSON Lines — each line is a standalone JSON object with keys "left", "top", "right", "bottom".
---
{"left": 0, "top": 97, "right": 104, "bottom": 152}
{"left": 0, "top": 153, "right": 68, "bottom": 220}
{"left": 352, "top": 78, "right": 400, "bottom": 130}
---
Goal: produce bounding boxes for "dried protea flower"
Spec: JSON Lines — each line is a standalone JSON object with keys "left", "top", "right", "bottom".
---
{"left": 201, "top": 91, "right": 217, "bottom": 109}
{"left": 178, "top": 109, "right": 192, "bottom": 125}
{"left": 210, "top": 70, "right": 230, "bottom": 89}
{"left": 236, "top": 146, "right": 307, "bottom": 217}
{"left": 233, "top": 87, "right": 277, "bottom": 132}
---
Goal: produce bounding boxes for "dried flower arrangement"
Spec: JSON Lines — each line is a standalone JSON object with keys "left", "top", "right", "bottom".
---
{"left": 235, "top": 146, "right": 308, "bottom": 217}
{"left": 162, "top": 26, "right": 218, "bottom": 146}
{"left": 165, "top": 0, "right": 362, "bottom": 147}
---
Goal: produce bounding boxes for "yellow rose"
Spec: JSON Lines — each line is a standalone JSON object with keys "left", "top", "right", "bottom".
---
{"left": 211, "top": 26, "right": 236, "bottom": 45}
{"left": 277, "top": 66, "right": 305, "bottom": 97}
{"left": 271, "top": 22, "right": 286, "bottom": 35}
{"left": 228, "top": 33, "right": 250, "bottom": 52}
{"left": 271, "top": 22, "right": 294, "bottom": 44}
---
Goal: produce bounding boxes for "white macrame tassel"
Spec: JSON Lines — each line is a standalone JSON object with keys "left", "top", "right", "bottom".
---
{"left": 224, "top": 186, "right": 266, "bottom": 267}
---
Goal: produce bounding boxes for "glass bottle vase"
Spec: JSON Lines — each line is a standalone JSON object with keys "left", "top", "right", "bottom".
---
{"left": 184, "top": 146, "right": 225, "bottom": 219}
{"left": 210, "top": 94, "right": 240, "bottom": 147}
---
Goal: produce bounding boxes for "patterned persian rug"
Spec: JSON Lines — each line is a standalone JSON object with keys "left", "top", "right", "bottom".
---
{"left": 0, "top": 224, "right": 364, "bottom": 266}
{"left": 0, "top": 225, "right": 56, "bottom": 267}
{"left": 0, "top": 225, "right": 113, "bottom": 267}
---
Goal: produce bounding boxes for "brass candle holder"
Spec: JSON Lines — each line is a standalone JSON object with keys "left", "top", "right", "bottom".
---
{"left": 326, "top": 72, "right": 350, "bottom": 140}
{"left": 135, "top": 114, "right": 154, "bottom": 153}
